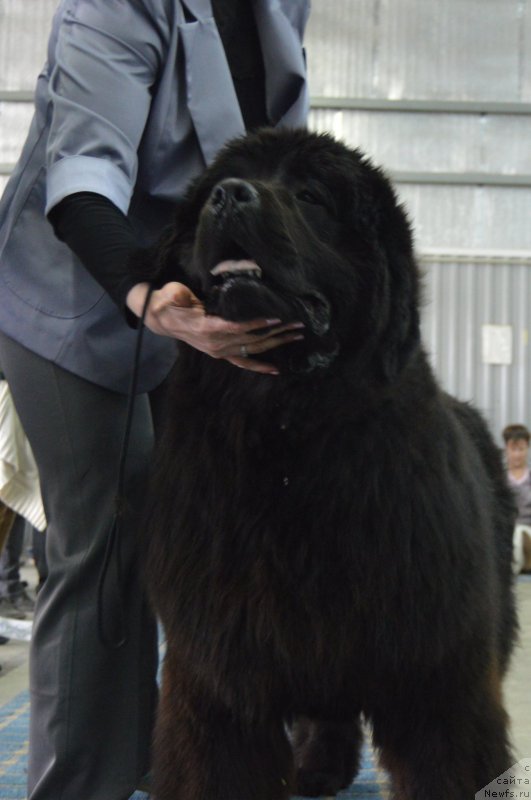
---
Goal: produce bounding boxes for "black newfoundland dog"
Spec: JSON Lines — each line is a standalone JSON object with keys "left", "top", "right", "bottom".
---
{"left": 140, "top": 128, "right": 517, "bottom": 800}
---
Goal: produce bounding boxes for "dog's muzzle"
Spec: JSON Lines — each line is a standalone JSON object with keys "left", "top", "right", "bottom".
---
{"left": 210, "top": 178, "right": 259, "bottom": 220}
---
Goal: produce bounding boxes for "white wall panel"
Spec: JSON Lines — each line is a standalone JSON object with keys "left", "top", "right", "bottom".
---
{"left": 309, "top": 109, "right": 531, "bottom": 176}
{"left": 0, "top": 102, "right": 34, "bottom": 164}
{"left": 0, "top": 0, "right": 56, "bottom": 90}
{"left": 306, "top": 0, "right": 527, "bottom": 102}
{"left": 377, "top": 0, "right": 522, "bottom": 101}
{"left": 421, "top": 256, "right": 531, "bottom": 438}
{"left": 305, "top": 0, "right": 379, "bottom": 98}
{"left": 396, "top": 185, "right": 531, "bottom": 251}
{"left": 523, "top": 0, "right": 531, "bottom": 101}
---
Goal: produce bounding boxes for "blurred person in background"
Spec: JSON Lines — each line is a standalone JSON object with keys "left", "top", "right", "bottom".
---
{"left": 502, "top": 423, "right": 531, "bottom": 573}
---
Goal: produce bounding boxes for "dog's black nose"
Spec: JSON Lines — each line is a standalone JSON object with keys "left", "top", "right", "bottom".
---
{"left": 210, "top": 179, "right": 259, "bottom": 212}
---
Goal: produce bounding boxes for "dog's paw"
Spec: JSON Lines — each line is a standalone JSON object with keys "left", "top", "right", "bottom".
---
{"left": 295, "top": 767, "right": 353, "bottom": 797}
{"left": 290, "top": 717, "right": 361, "bottom": 798}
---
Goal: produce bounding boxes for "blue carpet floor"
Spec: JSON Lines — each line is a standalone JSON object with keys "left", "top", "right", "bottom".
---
{"left": 0, "top": 690, "right": 390, "bottom": 799}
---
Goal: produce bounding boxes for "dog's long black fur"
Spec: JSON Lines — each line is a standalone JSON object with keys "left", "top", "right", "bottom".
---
{"left": 140, "top": 129, "right": 518, "bottom": 800}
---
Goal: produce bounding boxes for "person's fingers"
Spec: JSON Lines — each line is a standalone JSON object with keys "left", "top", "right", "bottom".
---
{"left": 237, "top": 330, "right": 305, "bottom": 357}
{"left": 177, "top": 318, "right": 305, "bottom": 358}
{"left": 243, "top": 321, "right": 306, "bottom": 342}
{"left": 226, "top": 356, "right": 280, "bottom": 375}
{"left": 150, "top": 283, "right": 202, "bottom": 315}
{"left": 200, "top": 315, "right": 285, "bottom": 337}
{"left": 223, "top": 329, "right": 306, "bottom": 373}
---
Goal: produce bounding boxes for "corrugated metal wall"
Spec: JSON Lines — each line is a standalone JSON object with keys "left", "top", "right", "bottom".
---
{"left": 419, "top": 253, "right": 531, "bottom": 432}
{"left": 307, "top": 0, "right": 531, "bottom": 101}
{"left": 305, "top": 0, "right": 531, "bottom": 440}
{"left": 0, "top": 0, "right": 57, "bottom": 196}
{"left": 1, "top": 0, "right": 530, "bottom": 438}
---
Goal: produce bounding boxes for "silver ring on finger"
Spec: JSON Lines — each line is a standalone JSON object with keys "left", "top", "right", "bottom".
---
{"left": 240, "top": 344, "right": 249, "bottom": 358}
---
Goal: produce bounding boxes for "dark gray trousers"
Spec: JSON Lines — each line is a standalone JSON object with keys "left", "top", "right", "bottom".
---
{"left": 0, "top": 512, "right": 27, "bottom": 597}
{"left": 0, "top": 332, "right": 158, "bottom": 800}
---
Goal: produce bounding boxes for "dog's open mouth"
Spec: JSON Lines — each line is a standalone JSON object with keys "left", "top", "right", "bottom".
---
{"left": 210, "top": 258, "right": 263, "bottom": 288}
{"left": 208, "top": 256, "right": 330, "bottom": 338}
{"left": 200, "top": 233, "right": 338, "bottom": 371}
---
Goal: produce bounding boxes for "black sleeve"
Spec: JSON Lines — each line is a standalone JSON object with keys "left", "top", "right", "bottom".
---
{"left": 48, "top": 192, "right": 145, "bottom": 317}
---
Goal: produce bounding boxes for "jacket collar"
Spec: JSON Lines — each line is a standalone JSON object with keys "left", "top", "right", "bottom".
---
{"left": 254, "top": 0, "right": 308, "bottom": 127}
{"left": 180, "top": 0, "right": 309, "bottom": 164}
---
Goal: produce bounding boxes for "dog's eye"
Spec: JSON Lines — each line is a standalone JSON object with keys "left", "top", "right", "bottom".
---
{"left": 296, "top": 189, "right": 322, "bottom": 205}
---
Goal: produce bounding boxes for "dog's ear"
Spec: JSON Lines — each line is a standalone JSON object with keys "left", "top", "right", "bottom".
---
{"left": 369, "top": 169, "right": 422, "bottom": 382}
{"left": 378, "top": 249, "right": 421, "bottom": 382}
{"left": 128, "top": 207, "right": 199, "bottom": 292}
{"left": 127, "top": 225, "right": 177, "bottom": 286}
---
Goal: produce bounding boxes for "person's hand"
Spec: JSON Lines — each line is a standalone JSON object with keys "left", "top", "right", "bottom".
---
{"left": 126, "top": 281, "right": 304, "bottom": 375}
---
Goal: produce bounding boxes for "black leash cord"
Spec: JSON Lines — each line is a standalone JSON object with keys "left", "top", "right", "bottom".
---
{"left": 97, "top": 285, "right": 155, "bottom": 648}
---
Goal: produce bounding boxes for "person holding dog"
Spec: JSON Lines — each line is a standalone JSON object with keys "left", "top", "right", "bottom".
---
{"left": 0, "top": 2, "right": 310, "bottom": 798}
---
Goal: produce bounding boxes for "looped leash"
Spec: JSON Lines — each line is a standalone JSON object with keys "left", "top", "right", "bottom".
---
{"left": 97, "top": 286, "right": 154, "bottom": 648}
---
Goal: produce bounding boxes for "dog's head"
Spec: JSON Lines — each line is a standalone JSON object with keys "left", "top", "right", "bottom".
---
{"left": 151, "top": 128, "right": 421, "bottom": 381}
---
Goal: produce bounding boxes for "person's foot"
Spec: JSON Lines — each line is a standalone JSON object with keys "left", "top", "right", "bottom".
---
{"left": 0, "top": 635, "right": 9, "bottom": 644}
{"left": 9, "top": 588, "right": 35, "bottom": 615}
{"left": 0, "top": 595, "right": 27, "bottom": 620}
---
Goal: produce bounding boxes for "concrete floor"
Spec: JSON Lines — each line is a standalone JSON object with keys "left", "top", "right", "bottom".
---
{"left": 1, "top": 573, "right": 531, "bottom": 764}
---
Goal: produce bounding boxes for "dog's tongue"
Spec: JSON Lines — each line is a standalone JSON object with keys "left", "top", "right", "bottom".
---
{"left": 210, "top": 259, "right": 262, "bottom": 278}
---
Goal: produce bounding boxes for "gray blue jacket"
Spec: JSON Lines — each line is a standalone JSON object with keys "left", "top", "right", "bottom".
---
{"left": 0, "top": 0, "right": 310, "bottom": 393}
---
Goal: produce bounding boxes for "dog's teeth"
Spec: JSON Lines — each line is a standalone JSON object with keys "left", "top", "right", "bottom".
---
{"left": 211, "top": 259, "right": 262, "bottom": 278}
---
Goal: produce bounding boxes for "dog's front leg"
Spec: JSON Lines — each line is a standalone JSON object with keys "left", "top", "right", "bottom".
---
{"left": 152, "top": 650, "right": 294, "bottom": 800}
{"left": 290, "top": 715, "right": 363, "bottom": 796}
{"left": 372, "top": 660, "right": 513, "bottom": 800}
